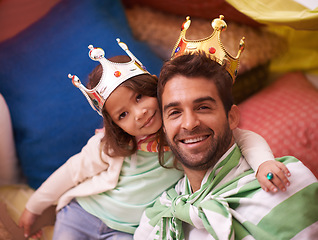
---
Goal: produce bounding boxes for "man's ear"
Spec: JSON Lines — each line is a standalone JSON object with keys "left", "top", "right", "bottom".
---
{"left": 228, "top": 105, "right": 240, "bottom": 130}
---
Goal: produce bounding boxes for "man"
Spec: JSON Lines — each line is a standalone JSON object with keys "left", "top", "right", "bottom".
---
{"left": 134, "top": 52, "right": 318, "bottom": 239}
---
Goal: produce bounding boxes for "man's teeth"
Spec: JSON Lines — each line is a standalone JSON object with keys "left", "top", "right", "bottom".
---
{"left": 183, "top": 136, "right": 208, "bottom": 144}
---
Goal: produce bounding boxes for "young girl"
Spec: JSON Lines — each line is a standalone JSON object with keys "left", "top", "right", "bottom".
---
{"left": 18, "top": 39, "right": 290, "bottom": 240}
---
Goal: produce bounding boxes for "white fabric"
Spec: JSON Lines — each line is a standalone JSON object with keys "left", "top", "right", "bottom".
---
{"left": 135, "top": 147, "right": 318, "bottom": 240}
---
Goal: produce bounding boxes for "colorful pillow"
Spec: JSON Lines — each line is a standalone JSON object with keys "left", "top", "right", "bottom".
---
{"left": 238, "top": 72, "right": 318, "bottom": 178}
{"left": 0, "top": 0, "right": 163, "bottom": 189}
{"left": 122, "top": 0, "right": 261, "bottom": 27}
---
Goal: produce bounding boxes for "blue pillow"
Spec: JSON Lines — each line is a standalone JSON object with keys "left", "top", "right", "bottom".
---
{"left": 0, "top": 0, "right": 163, "bottom": 189}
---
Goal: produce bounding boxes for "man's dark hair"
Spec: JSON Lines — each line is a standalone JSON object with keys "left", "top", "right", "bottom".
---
{"left": 157, "top": 51, "right": 234, "bottom": 114}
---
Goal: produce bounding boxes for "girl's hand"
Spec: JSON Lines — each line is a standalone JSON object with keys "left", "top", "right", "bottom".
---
{"left": 256, "top": 160, "right": 291, "bottom": 193}
{"left": 18, "top": 208, "right": 42, "bottom": 239}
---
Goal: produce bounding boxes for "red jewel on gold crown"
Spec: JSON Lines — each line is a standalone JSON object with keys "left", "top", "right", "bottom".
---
{"left": 171, "top": 15, "right": 245, "bottom": 82}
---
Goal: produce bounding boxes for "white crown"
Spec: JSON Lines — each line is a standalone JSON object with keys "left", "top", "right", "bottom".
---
{"left": 68, "top": 38, "right": 150, "bottom": 116}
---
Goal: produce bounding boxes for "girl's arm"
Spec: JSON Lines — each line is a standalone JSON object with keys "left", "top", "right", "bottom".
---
{"left": 234, "top": 128, "right": 290, "bottom": 193}
{"left": 19, "top": 132, "right": 111, "bottom": 238}
{"left": 25, "top": 133, "right": 108, "bottom": 215}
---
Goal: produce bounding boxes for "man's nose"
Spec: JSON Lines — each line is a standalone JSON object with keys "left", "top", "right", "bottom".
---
{"left": 181, "top": 110, "right": 199, "bottom": 131}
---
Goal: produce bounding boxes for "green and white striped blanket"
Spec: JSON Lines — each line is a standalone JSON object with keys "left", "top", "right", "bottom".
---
{"left": 134, "top": 146, "right": 318, "bottom": 240}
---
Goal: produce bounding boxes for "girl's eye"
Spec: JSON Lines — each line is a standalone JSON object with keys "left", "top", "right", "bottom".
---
{"left": 136, "top": 94, "right": 142, "bottom": 102}
{"left": 119, "top": 112, "right": 128, "bottom": 120}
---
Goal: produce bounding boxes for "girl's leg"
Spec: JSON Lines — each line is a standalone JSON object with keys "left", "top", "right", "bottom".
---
{"left": 53, "top": 199, "right": 133, "bottom": 240}
{"left": 99, "top": 224, "right": 133, "bottom": 240}
{"left": 53, "top": 199, "right": 105, "bottom": 240}
{"left": 99, "top": 225, "right": 133, "bottom": 240}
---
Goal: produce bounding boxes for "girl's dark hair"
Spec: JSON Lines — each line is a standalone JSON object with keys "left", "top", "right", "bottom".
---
{"left": 87, "top": 55, "right": 158, "bottom": 157}
{"left": 157, "top": 51, "right": 234, "bottom": 167}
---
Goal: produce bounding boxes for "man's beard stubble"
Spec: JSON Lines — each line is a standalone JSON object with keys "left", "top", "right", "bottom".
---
{"left": 166, "top": 123, "right": 233, "bottom": 171}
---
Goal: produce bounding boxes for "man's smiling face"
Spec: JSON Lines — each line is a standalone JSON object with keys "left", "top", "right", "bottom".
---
{"left": 162, "top": 75, "right": 236, "bottom": 171}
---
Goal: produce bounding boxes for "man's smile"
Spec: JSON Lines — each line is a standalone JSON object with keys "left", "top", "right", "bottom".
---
{"left": 180, "top": 135, "right": 209, "bottom": 144}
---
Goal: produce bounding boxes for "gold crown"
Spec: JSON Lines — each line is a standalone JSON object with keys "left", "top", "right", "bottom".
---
{"left": 171, "top": 15, "right": 245, "bottom": 82}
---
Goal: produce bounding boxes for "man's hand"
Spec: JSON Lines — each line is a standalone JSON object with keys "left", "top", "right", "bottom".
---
{"left": 256, "top": 160, "right": 291, "bottom": 192}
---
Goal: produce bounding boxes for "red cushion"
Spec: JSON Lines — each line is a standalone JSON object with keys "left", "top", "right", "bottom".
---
{"left": 238, "top": 72, "right": 318, "bottom": 178}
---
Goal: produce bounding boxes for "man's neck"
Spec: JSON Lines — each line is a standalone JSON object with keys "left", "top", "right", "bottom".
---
{"left": 184, "top": 143, "right": 237, "bottom": 193}
{"left": 183, "top": 168, "right": 207, "bottom": 192}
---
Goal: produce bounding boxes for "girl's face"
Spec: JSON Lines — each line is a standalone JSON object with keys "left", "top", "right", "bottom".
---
{"left": 105, "top": 86, "right": 162, "bottom": 137}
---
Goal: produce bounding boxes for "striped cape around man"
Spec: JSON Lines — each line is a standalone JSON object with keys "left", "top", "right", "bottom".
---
{"left": 134, "top": 145, "right": 318, "bottom": 240}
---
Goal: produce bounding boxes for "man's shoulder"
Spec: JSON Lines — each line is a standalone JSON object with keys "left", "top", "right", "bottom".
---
{"left": 275, "top": 155, "right": 300, "bottom": 164}
{"left": 278, "top": 156, "right": 317, "bottom": 182}
{"left": 276, "top": 155, "right": 317, "bottom": 180}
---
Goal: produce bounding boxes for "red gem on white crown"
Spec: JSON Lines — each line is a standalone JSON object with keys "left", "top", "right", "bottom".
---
{"left": 209, "top": 47, "right": 216, "bottom": 54}
{"left": 114, "top": 71, "right": 121, "bottom": 77}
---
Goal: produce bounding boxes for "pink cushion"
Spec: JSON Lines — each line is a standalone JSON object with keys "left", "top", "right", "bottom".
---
{"left": 238, "top": 72, "right": 318, "bottom": 178}
{"left": 0, "top": 94, "right": 19, "bottom": 185}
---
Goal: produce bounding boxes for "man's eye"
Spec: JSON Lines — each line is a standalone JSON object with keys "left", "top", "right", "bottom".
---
{"left": 168, "top": 110, "right": 180, "bottom": 117}
{"left": 198, "top": 105, "right": 210, "bottom": 110}
{"left": 119, "top": 112, "right": 128, "bottom": 120}
{"left": 136, "top": 94, "right": 142, "bottom": 102}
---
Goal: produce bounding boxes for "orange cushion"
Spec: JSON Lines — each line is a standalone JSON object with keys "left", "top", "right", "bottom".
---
{"left": 0, "top": 185, "right": 54, "bottom": 240}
